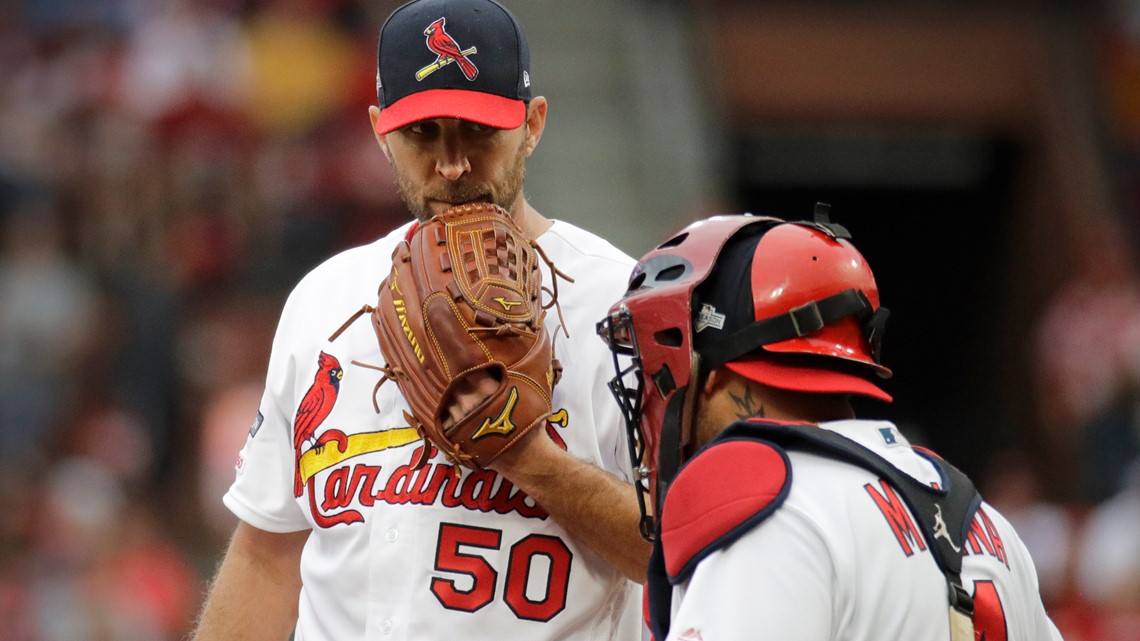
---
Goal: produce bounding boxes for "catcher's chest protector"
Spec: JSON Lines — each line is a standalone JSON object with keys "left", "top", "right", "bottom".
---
{"left": 646, "top": 420, "right": 981, "bottom": 641}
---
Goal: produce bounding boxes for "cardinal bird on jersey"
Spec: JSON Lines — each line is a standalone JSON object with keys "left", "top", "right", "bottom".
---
{"left": 293, "top": 351, "right": 344, "bottom": 496}
{"left": 424, "top": 17, "right": 478, "bottom": 81}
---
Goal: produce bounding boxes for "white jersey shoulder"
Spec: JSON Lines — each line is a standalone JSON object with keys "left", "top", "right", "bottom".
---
{"left": 539, "top": 219, "right": 636, "bottom": 315}
{"left": 225, "top": 219, "right": 642, "bottom": 641}
{"left": 666, "top": 420, "right": 1064, "bottom": 641}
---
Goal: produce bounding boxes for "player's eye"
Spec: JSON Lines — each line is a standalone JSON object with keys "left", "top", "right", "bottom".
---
{"left": 598, "top": 312, "right": 636, "bottom": 354}
{"left": 405, "top": 121, "right": 440, "bottom": 136}
{"left": 464, "top": 121, "right": 504, "bottom": 138}
{"left": 610, "top": 323, "right": 634, "bottom": 353}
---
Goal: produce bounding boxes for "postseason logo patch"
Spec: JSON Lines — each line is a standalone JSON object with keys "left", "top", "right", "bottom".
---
{"left": 695, "top": 303, "right": 726, "bottom": 333}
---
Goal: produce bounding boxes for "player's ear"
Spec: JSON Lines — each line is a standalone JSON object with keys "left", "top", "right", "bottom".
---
{"left": 701, "top": 368, "right": 722, "bottom": 396}
{"left": 368, "top": 106, "right": 394, "bottom": 163}
{"left": 522, "top": 96, "right": 547, "bottom": 157}
{"left": 687, "top": 369, "right": 723, "bottom": 457}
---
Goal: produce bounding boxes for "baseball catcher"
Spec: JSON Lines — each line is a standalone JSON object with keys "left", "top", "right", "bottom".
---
{"left": 332, "top": 203, "right": 568, "bottom": 470}
{"left": 596, "top": 207, "right": 1063, "bottom": 641}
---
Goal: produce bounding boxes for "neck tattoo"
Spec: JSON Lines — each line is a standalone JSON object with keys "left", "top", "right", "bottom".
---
{"left": 730, "top": 383, "right": 766, "bottom": 420}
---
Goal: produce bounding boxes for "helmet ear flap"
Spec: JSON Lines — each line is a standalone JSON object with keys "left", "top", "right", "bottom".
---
{"left": 654, "top": 352, "right": 702, "bottom": 510}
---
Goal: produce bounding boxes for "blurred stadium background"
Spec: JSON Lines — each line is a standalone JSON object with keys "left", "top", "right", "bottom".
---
{"left": 1, "top": 0, "right": 1139, "bottom": 638}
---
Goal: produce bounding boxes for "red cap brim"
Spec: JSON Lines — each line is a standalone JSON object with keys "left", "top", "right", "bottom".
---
{"left": 374, "top": 88, "right": 526, "bottom": 135}
{"left": 724, "top": 354, "right": 893, "bottom": 403}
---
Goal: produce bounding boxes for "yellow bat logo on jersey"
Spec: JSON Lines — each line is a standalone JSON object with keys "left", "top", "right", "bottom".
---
{"left": 493, "top": 296, "right": 522, "bottom": 311}
{"left": 472, "top": 386, "right": 520, "bottom": 439}
{"left": 298, "top": 427, "right": 421, "bottom": 485}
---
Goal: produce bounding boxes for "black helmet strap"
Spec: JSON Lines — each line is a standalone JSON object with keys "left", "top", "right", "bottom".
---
{"left": 697, "top": 288, "right": 885, "bottom": 371}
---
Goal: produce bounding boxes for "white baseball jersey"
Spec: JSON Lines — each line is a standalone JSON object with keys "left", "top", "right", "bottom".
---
{"left": 224, "top": 219, "right": 642, "bottom": 641}
{"left": 656, "top": 419, "right": 1063, "bottom": 641}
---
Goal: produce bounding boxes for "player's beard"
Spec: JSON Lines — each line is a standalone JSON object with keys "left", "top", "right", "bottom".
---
{"left": 394, "top": 136, "right": 528, "bottom": 222}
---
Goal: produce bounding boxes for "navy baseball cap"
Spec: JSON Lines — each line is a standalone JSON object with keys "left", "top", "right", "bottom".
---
{"left": 374, "top": 0, "right": 532, "bottom": 135}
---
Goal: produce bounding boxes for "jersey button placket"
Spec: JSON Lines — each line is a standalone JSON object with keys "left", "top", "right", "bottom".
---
{"left": 366, "top": 513, "right": 406, "bottom": 639}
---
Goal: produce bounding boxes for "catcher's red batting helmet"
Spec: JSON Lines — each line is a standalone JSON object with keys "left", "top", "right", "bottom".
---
{"left": 597, "top": 205, "right": 890, "bottom": 541}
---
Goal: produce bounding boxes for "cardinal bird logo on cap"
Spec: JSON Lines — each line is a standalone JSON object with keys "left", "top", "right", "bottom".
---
{"left": 417, "top": 17, "right": 479, "bottom": 81}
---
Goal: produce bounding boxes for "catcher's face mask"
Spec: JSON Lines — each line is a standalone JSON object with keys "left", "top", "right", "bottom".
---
{"left": 598, "top": 207, "right": 891, "bottom": 542}
{"left": 597, "top": 214, "right": 782, "bottom": 541}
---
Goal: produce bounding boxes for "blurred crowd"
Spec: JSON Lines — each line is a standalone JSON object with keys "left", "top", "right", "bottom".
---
{"left": 0, "top": 0, "right": 408, "bottom": 638}
{"left": 1, "top": 0, "right": 1139, "bottom": 640}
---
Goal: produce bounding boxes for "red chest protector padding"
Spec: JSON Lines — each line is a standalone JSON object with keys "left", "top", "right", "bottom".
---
{"left": 660, "top": 437, "right": 793, "bottom": 582}
{"left": 649, "top": 420, "right": 980, "bottom": 641}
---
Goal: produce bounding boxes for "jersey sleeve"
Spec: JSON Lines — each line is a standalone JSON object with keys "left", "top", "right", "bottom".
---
{"left": 589, "top": 259, "right": 638, "bottom": 482}
{"left": 592, "top": 348, "right": 636, "bottom": 483}
{"left": 1014, "top": 539, "right": 1065, "bottom": 641}
{"left": 222, "top": 286, "right": 312, "bottom": 533}
{"left": 541, "top": 222, "right": 638, "bottom": 484}
{"left": 977, "top": 504, "right": 1066, "bottom": 641}
{"left": 667, "top": 502, "right": 835, "bottom": 640}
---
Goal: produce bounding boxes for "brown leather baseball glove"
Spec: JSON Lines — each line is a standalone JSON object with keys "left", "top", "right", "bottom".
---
{"left": 334, "top": 203, "right": 567, "bottom": 470}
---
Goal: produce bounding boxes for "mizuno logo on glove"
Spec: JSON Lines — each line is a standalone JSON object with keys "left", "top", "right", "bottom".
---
{"left": 472, "top": 386, "right": 520, "bottom": 439}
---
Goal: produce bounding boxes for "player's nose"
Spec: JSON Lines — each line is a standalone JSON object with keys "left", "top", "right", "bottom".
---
{"left": 436, "top": 154, "right": 471, "bottom": 181}
{"left": 434, "top": 123, "right": 471, "bottom": 181}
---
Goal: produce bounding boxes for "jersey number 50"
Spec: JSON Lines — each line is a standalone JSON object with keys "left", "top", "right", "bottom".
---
{"left": 431, "top": 523, "right": 573, "bottom": 621}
